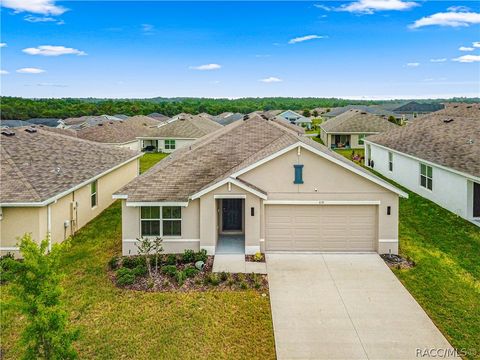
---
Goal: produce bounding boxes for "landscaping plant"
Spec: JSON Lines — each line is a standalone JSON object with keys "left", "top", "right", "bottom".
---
{"left": 136, "top": 237, "right": 154, "bottom": 278}
{"left": 7, "top": 234, "right": 78, "bottom": 360}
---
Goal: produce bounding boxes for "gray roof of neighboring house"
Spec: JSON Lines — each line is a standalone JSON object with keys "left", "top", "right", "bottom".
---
{"left": 0, "top": 127, "right": 140, "bottom": 204}
{"left": 366, "top": 103, "right": 480, "bottom": 178}
{"left": 62, "top": 115, "right": 123, "bottom": 127}
{"left": 141, "top": 114, "right": 223, "bottom": 139}
{"left": 320, "top": 109, "right": 399, "bottom": 134}
{"left": 147, "top": 113, "right": 170, "bottom": 122}
{"left": 324, "top": 105, "right": 399, "bottom": 118}
{"left": 0, "top": 120, "right": 31, "bottom": 128}
{"left": 277, "top": 110, "right": 312, "bottom": 124}
{"left": 113, "top": 114, "right": 130, "bottom": 120}
{"left": 116, "top": 115, "right": 401, "bottom": 202}
{"left": 393, "top": 101, "right": 445, "bottom": 113}
{"left": 213, "top": 113, "right": 244, "bottom": 126}
{"left": 26, "top": 118, "right": 61, "bottom": 127}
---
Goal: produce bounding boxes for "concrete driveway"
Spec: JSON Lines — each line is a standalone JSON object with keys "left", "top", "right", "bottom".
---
{"left": 266, "top": 254, "right": 455, "bottom": 360}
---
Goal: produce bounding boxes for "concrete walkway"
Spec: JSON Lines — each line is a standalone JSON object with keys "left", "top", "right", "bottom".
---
{"left": 212, "top": 254, "right": 267, "bottom": 274}
{"left": 267, "top": 253, "right": 455, "bottom": 360}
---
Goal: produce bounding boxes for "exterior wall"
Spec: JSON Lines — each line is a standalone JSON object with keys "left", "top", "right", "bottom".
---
{"left": 139, "top": 138, "right": 196, "bottom": 153}
{"left": 367, "top": 142, "right": 473, "bottom": 221}
{"left": 240, "top": 147, "right": 399, "bottom": 254}
{"left": 1, "top": 158, "right": 140, "bottom": 256}
{"left": 121, "top": 199, "right": 201, "bottom": 256}
{"left": 118, "top": 141, "right": 140, "bottom": 151}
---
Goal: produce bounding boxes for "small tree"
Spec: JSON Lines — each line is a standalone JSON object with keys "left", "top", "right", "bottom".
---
{"left": 9, "top": 234, "right": 78, "bottom": 360}
{"left": 136, "top": 237, "right": 153, "bottom": 278}
{"left": 312, "top": 109, "right": 319, "bottom": 117}
{"left": 151, "top": 237, "right": 164, "bottom": 275}
{"left": 303, "top": 109, "right": 311, "bottom": 117}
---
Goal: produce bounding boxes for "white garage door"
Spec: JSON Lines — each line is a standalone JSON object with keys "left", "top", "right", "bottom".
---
{"left": 265, "top": 205, "right": 377, "bottom": 252}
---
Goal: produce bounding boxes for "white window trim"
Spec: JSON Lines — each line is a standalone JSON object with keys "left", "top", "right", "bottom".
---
{"left": 164, "top": 139, "right": 176, "bottom": 150}
{"left": 91, "top": 180, "right": 98, "bottom": 208}
{"left": 420, "top": 163, "right": 433, "bottom": 191}
{"left": 140, "top": 206, "right": 182, "bottom": 238}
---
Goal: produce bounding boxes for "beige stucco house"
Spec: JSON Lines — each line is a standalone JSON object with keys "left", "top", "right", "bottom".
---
{"left": 137, "top": 114, "right": 223, "bottom": 153}
{"left": 0, "top": 127, "right": 142, "bottom": 256}
{"left": 115, "top": 115, "right": 407, "bottom": 256}
{"left": 320, "top": 109, "right": 399, "bottom": 149}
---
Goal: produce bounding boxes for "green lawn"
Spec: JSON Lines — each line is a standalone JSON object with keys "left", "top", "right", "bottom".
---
{"left": 333, "top": 152, "right": 480, "bottom": 358}
{"left": 0, "top": 153, "right": 275, "bottom": 360}
{"left": 140, "top": 152, "right": 169, "bottom": 173}
{"left": 334, "top": 149, "right": 365, "bottom": 163}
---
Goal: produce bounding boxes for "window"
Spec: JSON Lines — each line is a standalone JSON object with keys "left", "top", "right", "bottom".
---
{"left": 358, "top": 134, "right": 366, "bottom": 145}
{"left": 90, "top": 180, "right": 97, "bottom": 208}
{"left": 420, "top": 164, "right": 433, "bottom": 190}
{"left": 140, "top": 206, "right": 181, "bottom": 237}
{"left": 388, "top": 152, "right": 393, "bottom": 172}
{"left": 294, "top": 164, "right": 304, "bottom": 184}
{"left": 165, "top": 139, "right": 176, "bottom": 150}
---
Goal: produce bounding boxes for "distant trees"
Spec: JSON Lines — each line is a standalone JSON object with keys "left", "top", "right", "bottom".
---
{"left": 312, "top": 110, "right": 319, "bottom": 117}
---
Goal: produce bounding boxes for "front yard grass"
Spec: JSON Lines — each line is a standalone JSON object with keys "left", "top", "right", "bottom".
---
{"left": 140, "top": 152, "right": 169, "bottom": 173}
{"left": 0, "top": 201, "right": 275, "bottom": 359}
{"left": 335, "top": 151, "right": 480, "bottom": 357}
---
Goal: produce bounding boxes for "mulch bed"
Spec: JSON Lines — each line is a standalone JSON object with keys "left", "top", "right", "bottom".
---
{"left": 110, "top": 255, "right": 269, "bottom": 293}
{"left": 381, "top": 253, "right": 415, "bottom": 269}
{"left": 245, "top": 254, "right": 265, "bottom": 263}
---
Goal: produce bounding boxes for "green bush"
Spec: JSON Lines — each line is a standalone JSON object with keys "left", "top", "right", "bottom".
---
{"left": 219, "top": 272, "right": 228, "bottom": 282}
{"left": 175, "top": 270, "right": 187, "bottom": 286}
{"left": 239, "top": 281, "right": 248, "bottom": 290}
{"left": 184, "top": 267, "right": 199, "bottom": 278}
{"left": 108, "top": 256, "right": 119, "bottom": 270}
{"left": 132, "top": 265, "right": 147, "bottom": 277}
{"left": 181, "top": 249, "right": 195, "bottom": 263}
{"left": 116, "top": 267, "right": 136, "bottom": 286}
{"left": 161, "top": 265, "right": 177, "bottom": 277}
{"left": 0, "top": 253, "right": 16, "bottom": 284}
{"left": 194, "top": 249, "right": 208, "bottom": 263}
{"left": 253, "top": 252, "right": 263, "bottom": 262}
{"left": 207, "top": 273, "right": 220, "bottom": 286}
{"left": 165, "top": 254, "right": 177, "bottom": 266}
{"left": 122, "top": 256, "right": 145, "bottom": 269}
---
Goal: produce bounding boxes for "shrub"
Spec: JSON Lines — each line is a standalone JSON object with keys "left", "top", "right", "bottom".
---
{"left": 207, "top": 273, "right": 220, "bottom": 286}
{"left": 165, "top": 254, "right": 177, "bottom": 266}
{"left": 0, "top": 252, "right": 16, "bottom": 284}
{"left": 194, "top": 249, "right": 208, "bottom": 263}
{"left": 227, "top": 274, "right": 235, "bottom": 286}
{"left": 240, "top": 281, "right": 248, "bottom": 290}
{"left": 184, "top": 267, "right": 199, "bottom": 278}
{"left": 182, "top": 249, "right": 195, "bottom": 263}
{"left": 132, "top": 265, "right": 147, "bottom": 277}
{"left": 117, "top": 272, "right": 135, "bottom": 286}
{"left": 108, "top": 256, "right": 120, "bottom": 270}
{"left": 237, "top": 273, "right": 245, "bottom": 283}
{"left": 219, "top": 272, "right": 228, "bottom": 282}
{"left": 161, "top": 265, "right": 177, "bottom": 277}
{"left": 175, "top": 270, "right": 187, "bottom": 286}
{"left": 253, "top": 252, "right": 263, "bottom": 262}
{"left": 122, "top": 256, "right": 144, "bottom": 269}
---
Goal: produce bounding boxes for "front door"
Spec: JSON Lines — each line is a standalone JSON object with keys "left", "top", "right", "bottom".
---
{"left": 474, "top": 182, "right": 480, "bottom": 218}
{"left": 222, "top": 199, "right": 243, "bottom": 231}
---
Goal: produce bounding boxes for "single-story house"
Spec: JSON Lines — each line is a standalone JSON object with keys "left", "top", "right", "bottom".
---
{"left": 320, "top": 109, "right": 399, "bottom": 149}
{"left": 26, "top": 118, "right": 61, "bottom": 127}
{"left": 0, "top": 120, "right": 30, "bottom": 128}
{"left": 323, "top": 105, "right": 401, "bottom": 120}
{"left": 365, "top": 103, "right": 480, "bottom": 225}
{"left": 0, "top": 127, "right": 142, "bottom": 256}
{"left": 212, "top": 112, "right": 244, "bottom": 126}
{"left": 138, "top": 114, "right": 223, "bottom": 153}
{"left": 114, "top": 115, "right": 407, "bottom": 257}
{"left": 276, "top": 110, "right": 312, "bottom": 129}
{"left": 59, "top": 115, "right": 124, "bottom": 129}
{"left": 147, "top": 113, "right": 170, "bottom": 122}
{"left": 392, "top": 101, "right": 444, "bottom": 115}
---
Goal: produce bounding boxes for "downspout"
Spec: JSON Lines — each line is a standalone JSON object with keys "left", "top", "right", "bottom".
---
{"left": 47, "top": 204, "right": 52, "bottom": 252}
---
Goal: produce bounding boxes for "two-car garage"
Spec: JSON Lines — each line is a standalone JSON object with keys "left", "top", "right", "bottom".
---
{"left": 265, "top": 204, "right": 377, "bottom": 252}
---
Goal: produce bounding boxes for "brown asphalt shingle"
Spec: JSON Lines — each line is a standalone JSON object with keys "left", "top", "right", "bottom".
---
{"left": 367, "top": 103, "right": 480, "bottom": 177}
{"left": 321, "top": 109, "right": 399, "bottom": 133}
{"left": 1, "top": 127, "right": 141, "bottom": 204}
{"left": 116, "top": 115, "right": 393, "bottom": 202}
{"left": 141, "top": 115, "right": 223, "bottom": 139}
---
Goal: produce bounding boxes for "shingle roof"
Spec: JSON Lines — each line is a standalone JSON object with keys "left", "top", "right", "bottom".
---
{"left": 324, "top": 105, "right": 399, "bottom": 118}
{"left": 147, "top": 113, "right": 170, "bottom": 122}
{"left": 116, "top": 115, "right": 400, "bottom": 202}
{"left": 321, "top": 109, "right": 399, "bottom": 134}
{"left": 366, "top": 103, "right": 480, "bottom": 178}
{"left": 140, "top": 114, "right": 223, "bottom": 139}
{"left": 0, "top": 127, "right": 141, "bottom": 204}
{"left": 0, "top": 120, "right": 31, "bottom": 128}
{"left": 213, "top": 113, "right": 244, "bottom": 126}
{"left": 62, "top": 115, "right": 123, "bottom": 127}
{"left": 27, "top": 118, "right": 61, "bottom": 127}
{"left": 393, "top": 101, "right": 444, "bottom": 113}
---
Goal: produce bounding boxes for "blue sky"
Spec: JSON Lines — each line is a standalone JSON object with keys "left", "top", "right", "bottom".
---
{"left": 1, "top": 1, "right": 479, "bottom": 99}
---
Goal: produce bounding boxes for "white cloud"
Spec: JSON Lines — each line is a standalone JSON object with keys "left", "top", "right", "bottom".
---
{"left": 0, "top": 43, "right": 7, "bottom": 48}
{"left": 288, "top": 35, "right": 327, "bottom": 44}
{"left": 430, "top": 58, "right": 447, "bottom": 62}
{"left": 0, "top": 70, "right": 9, "bottom": 75}
{"left": 37, "top": 82, "right": 67, "bottom": 87}
{"left": 406, "top": 62, "right": 420, "bottom": 67}
{"left": 22, "top": 45, "right": 86, "bottom": 56}
{"left": 1, "top": 0, "right": 67, "bottom": 15}
{"left": 24, "top": 15, "right": 63, "bottom": 24}
{"left": 189, "top": 63, "right": 221, "bottom": 71}
{"left": 259, "top": 77, "right": 282, "bottom": 83}
{"left": 339, "top": 0, "right": 418, "bottom": 14}
{"left": 459, "top": 46, "right": 474, "bottom": 51}
{"left": 410, "top": 11, "right": 480, "bottom": 28}
{"left": 314, "top": 4, "right": 332, "bottom": 11}
{"left": 473, "top": 42, "right": 480, "bottom": 48}
{"left": 447, "top": 6, "right": 470, "bottom": 12}
{"left": 142, "top": 24, "right": 155, "bottom": 34}
{"left": 452, "top": 55, "right": 480, "bottom": 63}
{"left": 16, "top": 67, "right": 46, "bottom": 74}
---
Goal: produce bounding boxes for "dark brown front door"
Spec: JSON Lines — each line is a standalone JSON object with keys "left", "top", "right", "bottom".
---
{"left": 222, "top": 199, "right": 243, "bottom": 231}
{"left": 474, "top": 182, "right": 480, "bottom": 218}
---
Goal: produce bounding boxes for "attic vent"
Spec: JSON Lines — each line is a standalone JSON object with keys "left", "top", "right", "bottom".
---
{"left": 25, "top": 127, "right": 37, "bottom": 133}
{"left": 98, "top": 123, "right": 103, "bottom": 126}
{"left": 261, "top": 114, "right": 268, "bottom": 120}
{"left": 467, "top": 105, "right": 472, "bottom": 109}
{"left": 443, "top": 118, "right": 454, "bottom": 123}
{"left": 1, "top": 129, "right": 15, "bottom": 136}
{"left": 467, "top": 139, "right": 474, "bottom": 145}
{"left": 360, "top": 112, "right": 367, "bottom": 115}
{"left": 243, "top": 115, "right": 250, "bottom": 121}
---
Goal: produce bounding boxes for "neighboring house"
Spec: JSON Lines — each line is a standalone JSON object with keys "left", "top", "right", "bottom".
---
{"left": 27, "top": 118, "right": 61, "bottom": 127}
{"left": 212, "top": 112, "right": 244, "bottom": 126}
{"left": 323, "top": 105, "right": 400, "bottom": 120}
{"left": 113, "top": 114, "right": 130, "bottom": 120}
{"left": 138, "top": 114, "right": 223, "bottom": 153}
{"left": 0, "top": 120, "right": 30, "bottom": 128}
{"left": 276, "top": 110, "right": 312, "bottom": 129}
{"left": 147, "top": 113, "right": 170, "bottom": 122}
{"left": 59, "top": 115, "right": 123, "bottom": 129}
{"left": 392, "top": 101, "right": 444, "bottom": 115}
{"left": 320, "top": 109, "right": 399, "bottom": 149}
{"left": 0, "top": 126, "right": 142, "bottom": 256}
{"left": 365, "top": 103, "right": 480, "bottom": 225}
{"left": 115, "top": 115, "right": 406, "bottom": 257}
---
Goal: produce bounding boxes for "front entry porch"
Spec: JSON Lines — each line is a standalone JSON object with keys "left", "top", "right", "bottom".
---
{"left": 216, "top": 235, "right": 245, "bottom": 254}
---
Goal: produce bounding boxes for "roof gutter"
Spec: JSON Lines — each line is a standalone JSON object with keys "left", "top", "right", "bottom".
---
{"left": 0, "top": 153, "right": 143, "bottom": 208}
